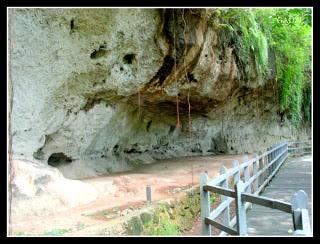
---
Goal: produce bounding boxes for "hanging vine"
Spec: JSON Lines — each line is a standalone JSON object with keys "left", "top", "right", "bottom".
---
{"left": 136, "top": 8, "right": 141, "bottom": 115}
{"left": 182, "top": 9, "right": 192, "bottom": 138}
{"left": 174, "top": 11, "right": 181, "bottom": 129}
{"left": 182, "top": 9, "right": 194, "bottom": 186}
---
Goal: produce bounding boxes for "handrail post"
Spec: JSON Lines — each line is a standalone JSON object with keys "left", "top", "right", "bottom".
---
{"left": 264, "top": 149, "right": 268, "bottom": 182}
{"left": 291, "top": 190, "right": 311, "bottom": 236}
{"left": 200, "top": 172, "right": 211, "bottom": 235}
{"left": 268, "top": 147, "right": 272, "bottom": 178}
{"left": 220, "top": 166, "right": 230, "bottom": 230}
{"left": 252, "top": 154, "right": 259, "bottom": 193}
{"left": 267, "top": 147, "right": 271, "bottom": 178}
{"left": 243, "top": 155, "right": 252, "bottom": 209}
{"left": 233, "top": 160, "right": 240, "bottom": 184}
{"left": 258, "top": 151, "right": 263, "bottom": 187}
{"left": 235, "top": 180, "right": 247, "bottom": 236}
{"left": 274, "top": 145, "right": 277, "bottom": 171}
{"left": 243, "top": 155, "right": 250, "bottom": 193}
{"left": 272, "top": 146, "right": 275, "bottom": 173}
{"left": 263, "top": 151, "right": 269, "bottom": 181}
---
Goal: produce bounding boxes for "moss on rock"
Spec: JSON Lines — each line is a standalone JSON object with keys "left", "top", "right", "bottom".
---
{"left": 125, "top": 188, "right": 204, "bottom": 236}
{"left": 126, "top": 216, "right": 144, "bottom": 235}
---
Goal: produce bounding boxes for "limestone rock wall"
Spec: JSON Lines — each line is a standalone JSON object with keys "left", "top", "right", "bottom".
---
{"left": 9, "top": 8, "right": 309, "bottom": 179}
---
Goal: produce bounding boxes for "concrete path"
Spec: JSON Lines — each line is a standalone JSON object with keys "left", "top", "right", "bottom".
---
{"left": 247, "top": 155, "right": 312, "bottom": 236}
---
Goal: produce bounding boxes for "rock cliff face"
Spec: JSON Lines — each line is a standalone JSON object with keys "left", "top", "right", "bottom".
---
{"left": 9, "top": 9, "right": 309, "bottom": 179}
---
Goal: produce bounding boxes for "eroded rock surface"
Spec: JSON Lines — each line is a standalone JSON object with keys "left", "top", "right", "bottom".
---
{"left": 9, "top": 8, "right": 309, "bottom": 180}
{"left": 11, "top": 157, "right": 98, "bottom": 218}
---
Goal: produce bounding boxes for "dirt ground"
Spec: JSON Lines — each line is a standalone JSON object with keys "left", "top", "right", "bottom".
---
{"left": 11, "top": 154, "right": 249, "bottom": 236}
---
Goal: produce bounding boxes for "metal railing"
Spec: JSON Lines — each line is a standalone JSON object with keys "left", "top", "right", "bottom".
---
{"left": 288, "top": 141, "right": 311, "bottom": 156}
{"left": 199, "top": 141, "right": 312, "bottom": 236}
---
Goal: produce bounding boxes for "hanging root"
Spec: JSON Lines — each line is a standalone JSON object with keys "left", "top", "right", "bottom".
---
{"left": 187, "top": 90, "right": 191, "bottom": 137}
{"left": 136, "top": 9, "right": 142, "bottom": 115}
{"left": 138, "top": 90, "right": 141, "bottom": 114}
{"left": 176, "top": 94, "right": 181, "bottom": 128}
{"left": 182, "top": 9, "right": 192, "bottom": 136}
{"left": 173, "top": 11, "right": 181, "bottom": 129}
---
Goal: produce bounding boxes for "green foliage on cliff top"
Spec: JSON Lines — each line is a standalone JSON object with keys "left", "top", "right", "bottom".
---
{"left": 211, "top": 9, "right": 269, "bottom": 77}
{"left": 256, "top": 8, "right": 311, "bottom": 126}
{"left": 211, "top": 8, "right": 312, "bottom": 126}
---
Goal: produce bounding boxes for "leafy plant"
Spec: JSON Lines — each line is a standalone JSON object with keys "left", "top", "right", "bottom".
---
{"left": 210, "top": 8, "right": 311, "bottom": 126}
{"left": 255, "top": 8, "right": 311, "bottom": 126}
{"left": 143, "top": 203, "right": 181, "bottom": 236}
{"left": 142, "top": 192, "right": 201, "bottom": 236}
{"left": 210, "top": 193, "right": 216, "bottom": 205}
{"left": 144, "top": 217, "right": 180, "bottom": 236}
{"left": 211, "top": 9, "right": 269, "bottom": 78}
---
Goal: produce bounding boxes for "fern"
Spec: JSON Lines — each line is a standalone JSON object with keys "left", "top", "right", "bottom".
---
{"left": 210, "top": 8, "right": 311, "bottom": 127}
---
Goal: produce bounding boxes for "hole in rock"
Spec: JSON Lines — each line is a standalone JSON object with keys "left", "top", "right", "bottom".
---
{"left": 123, "top": 54, "right": 135, "bottom": 64}
{"left": 187, "top": 73, "right": 198, "bottom": 83}
{"left": 90, "top": 47, "right": 108, "bottom": 59}
{"left": 169, "top": 125, "right": 175, "bottom": 135}
{"left": 70, "top": 19, "right": 74, "bottom": 30}
{"left": 113, "top": 144, "right": 120, "bottom": 157}
{"left": 48, "top": 153, "right": 73, "bottom": 167}
{"left": 146, "top": 120, "right": 152, "bottom": 131}
{"left": 99, "top": 43, "right": 107, "bottom": 49}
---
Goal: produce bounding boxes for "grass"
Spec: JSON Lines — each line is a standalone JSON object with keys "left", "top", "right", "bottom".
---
{"left": 42, "top": 228, "right": 73, "bottom": 236}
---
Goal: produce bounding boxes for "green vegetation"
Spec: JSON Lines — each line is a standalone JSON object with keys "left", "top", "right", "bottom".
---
{"left": 14, "top": 231, "right": 33, "bottom": 236}
{"left": 143, "top": 204, "right": 181, "bottom": 236}
{"left": 211, "top": 8, "right": 312, "bottom": 126}
{"left": 256, "top": 8, "right": 312, "bottom": 126}
{"left": 210, "top": 193, "right": 216, "bottom": 205}
{"left": 125, "top": 190, "right": 208, "bottom": 236}
{"left": 141, "top": 192, "right": 217, "bottom": 236}
{"left": 210, "top": 9, "right": 269, "bottom": 77}
{"left": 14, "top": 228, "right": 73, "bottom": 237}
{"left": 42, "top": 228, "right": 73, "bottom": 236}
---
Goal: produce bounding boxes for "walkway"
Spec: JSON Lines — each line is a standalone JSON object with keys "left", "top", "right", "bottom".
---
{"left": 246, "top": 155, "right": 312, "bottom": 236}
